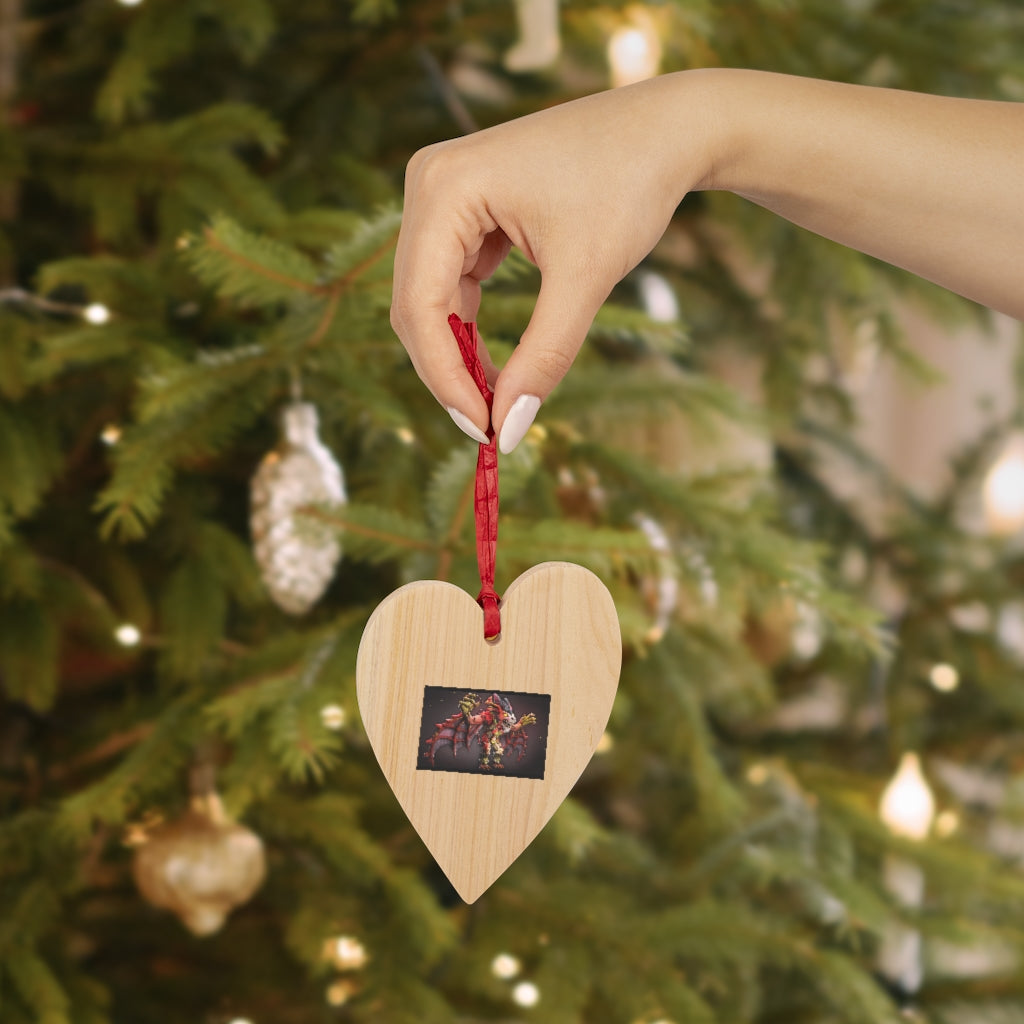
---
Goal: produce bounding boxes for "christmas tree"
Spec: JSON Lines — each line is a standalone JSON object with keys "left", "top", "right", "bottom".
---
{"left": 3, "top": 1, "right": 1024, "bottom": 1021}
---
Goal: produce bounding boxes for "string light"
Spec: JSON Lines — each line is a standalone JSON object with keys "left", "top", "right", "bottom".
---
{"left": 928, "top": 663, "right": 960, "bottom": 692}
{"left": 325, "top": 935, "right": 368, "bottom": 970}
{"left": 608, "top": 11, "right": 661, "bottom": 89}
{"left": 595, "top": 730, "right": 615, "bottom": 754}
{"left": 320, "top": 704, "right": 346, "bottom": 730}
{"left": 114, "top": 623, "right": 142, "bottom": 647}
{"left": 100, "top": 423, "right": 122, "bottom": 445}
{"left": 877, "top": 754, "right": 934, "bottom": 994}
{"left": 511, "top": 980, "right": 540, "bottom": 1008}
{"left": 490, "top": 952, "right": 521, "bottom": 979}
{"left": 879, "top": 753, "right": 935, "bottom": 841}
{"left": 935, "top": 810, "right": 960, "bottom": 837}
{"left": 83, "top": 302, "right": 111, "bottom": 324}
{"left": 746, "top": 763, "right": 769, "bottom": 786}
{"left": 117, "top": 0, "right": 145, "bottom": 6}
{"left": 983, "top": 435, "right": 1024, "bottom": 535}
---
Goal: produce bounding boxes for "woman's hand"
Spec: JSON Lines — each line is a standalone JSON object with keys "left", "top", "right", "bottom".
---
{"left": 391, "top": 69, "right": 1024, "bottom": 451}
{"left": 390, "top": 73, "right": 721, "bottom": 452}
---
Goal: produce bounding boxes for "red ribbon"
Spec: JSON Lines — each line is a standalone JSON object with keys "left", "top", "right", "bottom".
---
{"left": 448, "top": 314, "right": 501, "bottom": 639}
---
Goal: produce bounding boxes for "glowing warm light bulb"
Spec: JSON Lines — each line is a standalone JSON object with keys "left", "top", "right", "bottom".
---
{"left": 608, "top": 23, "right": 661, "bottom": 88}
{"left": 746, "top": 763, "right": 769, "bottom": 786}
{"left": 491, "top": 952, "right": 521, "bottom": 979}
{"left": 595, "top": 730, "right": 615, "bottom": 754}
{"left": 984, "top": 437, "right": 1024, "bottom": 535}
{"left": 114, "top": 623, "right": 142, "bottom": 647}
{"left": 100, "top": 423, "right": 122, "bottom": 445}
{"left": 511, "top": 980, "right": 540, "bottom": 1007}
{"left": 879, "top": 753, "right": 935, "bottom": 840}
{"left": 928, "top": 663, "right": 959, "bottom": 692}
{"left": 83, "top": 302, "right": 111, "bottom": 324}
{"left": 118, "top": 0, "right": 144, "bottom": 6}
{"left": 320, "top": 704, "right": 346, "bottom": 730}
{"left": 935, "top": 809, "right": 960, "bottom": 837}
{"left": 327, "top": 935, "right": 368, "bottom": 970}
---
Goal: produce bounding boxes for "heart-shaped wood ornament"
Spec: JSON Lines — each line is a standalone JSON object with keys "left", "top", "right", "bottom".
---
{"left": 356, "top": 561, "right": 621, "bottom": 903}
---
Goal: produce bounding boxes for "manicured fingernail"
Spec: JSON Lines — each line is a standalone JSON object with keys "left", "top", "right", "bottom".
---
{"left": 446, "top": 406, "right": 490, "bottom": 445}
{"left": 498, "top": 394, "right": 541, "bottom": 455}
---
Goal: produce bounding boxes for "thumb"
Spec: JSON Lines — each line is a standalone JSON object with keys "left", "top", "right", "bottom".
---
{"left": 491, "top": 271, "right": 607, "bottom": 454}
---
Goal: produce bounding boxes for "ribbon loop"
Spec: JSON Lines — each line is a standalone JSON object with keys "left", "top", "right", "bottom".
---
{"left": 448, "top": 314, "right": 502, "bottom": 639}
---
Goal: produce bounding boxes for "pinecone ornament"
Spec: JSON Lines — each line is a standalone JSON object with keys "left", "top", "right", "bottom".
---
{"left": 251, "top": 401, "right": 346, "bottom": 615}
{"left": 132, "top": 794, "right": 266, "bottom": 936}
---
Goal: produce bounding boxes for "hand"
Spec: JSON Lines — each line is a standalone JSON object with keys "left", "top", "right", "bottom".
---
{"left": 517, "top": 712, "right": 537, "bottom": 728}
{"left": 392, "top": 68, "right": 1024, "bottom": 453}
{"left": 390, "top": 73, "right": 720, "bottom": 452}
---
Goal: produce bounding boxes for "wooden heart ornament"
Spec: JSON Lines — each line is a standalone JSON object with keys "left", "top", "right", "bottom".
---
{"left": 356, "top": 562, "right": 621, "bottom": 903}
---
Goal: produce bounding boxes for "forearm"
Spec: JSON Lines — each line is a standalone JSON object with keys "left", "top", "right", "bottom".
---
{"left": 690, "top": 69, "right": 1024, "bottom": 318}
{"left": 390, "top": 67, "right": 1022, "bottom": 452}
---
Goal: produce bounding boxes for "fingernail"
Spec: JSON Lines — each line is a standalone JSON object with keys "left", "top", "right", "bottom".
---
{"left": 446, "top": 406, "right": 490, "bottom": 445}
{"left": 498, "top": 394, "right": 541, "bottom": 455}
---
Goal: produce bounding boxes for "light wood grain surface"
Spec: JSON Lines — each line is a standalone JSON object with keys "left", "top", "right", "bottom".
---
{"left": 356, "top": 562, "right": 621, "bottom": 903}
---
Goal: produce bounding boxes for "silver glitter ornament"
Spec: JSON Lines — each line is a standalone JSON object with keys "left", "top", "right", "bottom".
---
{"left": 250, "top": 401, "right": 346, "bottom": 615}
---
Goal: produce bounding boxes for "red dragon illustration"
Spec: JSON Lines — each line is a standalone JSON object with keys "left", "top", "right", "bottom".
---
{"left": 424, "top": 691, "right": 538, "bottom": 771}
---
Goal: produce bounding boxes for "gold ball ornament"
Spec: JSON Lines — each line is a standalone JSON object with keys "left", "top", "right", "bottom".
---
{"left": 250, "top": 401, "right": 347, "bottom": 615}
{"left": 132, "top": 794, "right": 266, "bottom": 936}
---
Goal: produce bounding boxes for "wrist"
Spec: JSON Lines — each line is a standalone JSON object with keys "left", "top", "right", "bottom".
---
{"left": 671, "top": 67, "right": 758, "bottom": 195}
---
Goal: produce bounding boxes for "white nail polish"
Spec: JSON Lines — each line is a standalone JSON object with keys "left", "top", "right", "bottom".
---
{"left": 446, "top": 406, "right": 490, "bottom": 445}
{"left": 498, "top": 394, "right": 541, "bottom": 455}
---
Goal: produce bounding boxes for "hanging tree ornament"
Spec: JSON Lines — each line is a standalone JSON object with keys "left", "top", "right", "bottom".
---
{"left": 251, "top": 399, "right": 347, "bottom": 615}
{"left": 357, "top": 317, "right": 621, "bottom": 903}
{"left": 132, "top": 790, "right": 266, "bottom": 936}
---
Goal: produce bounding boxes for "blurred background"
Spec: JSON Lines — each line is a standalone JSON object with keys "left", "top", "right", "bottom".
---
{"left": 2, "top": 1, "right": 1024, "bottom": 1022}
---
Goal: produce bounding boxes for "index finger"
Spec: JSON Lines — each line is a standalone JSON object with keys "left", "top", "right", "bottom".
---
{"left": 391, "top": 160, "right": 494, "bottom": 440}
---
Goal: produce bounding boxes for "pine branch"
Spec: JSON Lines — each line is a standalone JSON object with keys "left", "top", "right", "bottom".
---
{"left": 320, "top": 205, "right": 401, "bottom": 286}
{"left": 0, "top": 598, "right": 58, "bottom": 712}
{"left": 497, "top": 517, "right": 665, "bottom": 580}
{"left": 0, "top": 403, "right": 62, "bottom": 521}
{"left": 96, "top": 371, "right": 277, "bottom": 539}
{"left": 157, "top": 555, "right": 229, "bottom": 683}
{"left": 4, "top": 948, "right": 71, "bottom": 1024}
{"left": 303, "top": 502, "right": 435, "bottom": 560}
{"left": 53, "top": 693, "right": 207, "bottom": 839}
{"left": 424, "top": 443, "right": 475, "bottom": 537}
{"left": 185, "top": 214, "right": 320, "bottom": 307}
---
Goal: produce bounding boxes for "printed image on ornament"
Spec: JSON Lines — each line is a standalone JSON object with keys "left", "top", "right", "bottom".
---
{"left": 418, "top": 687, "right": 550, "bottom": 779}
